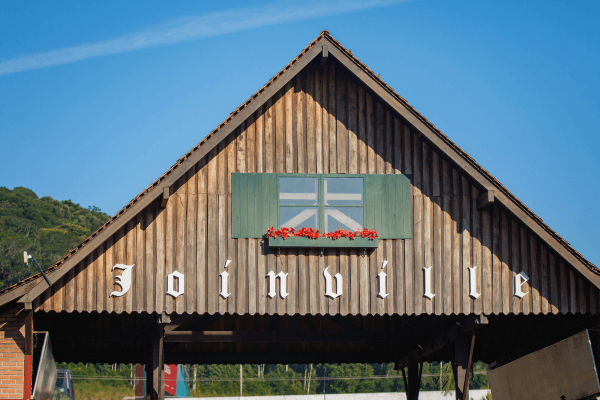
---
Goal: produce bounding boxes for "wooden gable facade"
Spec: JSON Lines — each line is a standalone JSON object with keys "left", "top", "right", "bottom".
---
{"left": 2, "top": 32, "right": 599, "bottom": 319}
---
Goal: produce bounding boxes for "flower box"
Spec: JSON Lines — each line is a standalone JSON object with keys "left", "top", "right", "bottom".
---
{"left": 268, "top": 236, "right": 379, "bottom": 248}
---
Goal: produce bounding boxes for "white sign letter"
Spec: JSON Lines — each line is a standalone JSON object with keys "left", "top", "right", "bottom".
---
{"left": 324, "top": 267, "right": 343, "bottom": 299}
{"left": 377, "top": 261, "right": 389, "bottom": 299}
{"left": 220, "top": 260, "right": 232, "bottom": 298}
{"left": 266, "top": 271, "right": 289, "bottom": 299}
{"left": 468, "top": 266, "right": 481, "bottom": 299}
{"left": 166, "top": 271, "right": 185, "bottom": 298}
{"left": 110, "top": 264, "right": 134, "bottom": 297}
{"left": 423, "top": 266, "right": 435, "bottom": 299}
{"left": 515, "top": 271, "right": 530, "bottom": 299}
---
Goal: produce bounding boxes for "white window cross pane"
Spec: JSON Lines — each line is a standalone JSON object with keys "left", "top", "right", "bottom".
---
{"left": 324, "top": 193, "right": 362, "bottom": 201}
{"left": 280, "top": 208, "right": 318, "bottom": 229}
{"left": 280, "top": 193, "right": 318, "bottom": 201}
{"left": 325, "top": 208, "right": 363, "bottom": 232}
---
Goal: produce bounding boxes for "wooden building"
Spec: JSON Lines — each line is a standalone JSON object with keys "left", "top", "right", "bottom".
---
{"left": 0, "top": 31, "right": 598, "bottom": 400}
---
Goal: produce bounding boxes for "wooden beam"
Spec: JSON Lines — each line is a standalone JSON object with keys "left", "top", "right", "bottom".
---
{"left": 455, "top": 331, "right": 472, "bottom": 400}
{"left": 477, "top": 190, "right": 494, "bottom": 210}
{"left": 152, "top": 324, "right": 165, "bottom": 400}
{"left": 160, "top": 187, "right": 170, "bottom": 208}
{"left": 15, "top": 37, "right": 327, "bottom": 306}
{"left": 164, "top": 351, "right": 397, "bottom": 365}
{"left": 461, "top": 331, "right": 477, "bottom": 400}
{"left": 49, "top": 330, "right": 148, "bottom": 342}
{"left": 164, "top": 330, "right": 418, "bottom": 343}
{"left": 318, "top": 45, "right": 328, "bottom": 70}
{"left": 393, "top": 314, "right": 487, "bottom": 370}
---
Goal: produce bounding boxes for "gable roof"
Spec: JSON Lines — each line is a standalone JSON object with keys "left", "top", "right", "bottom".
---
{"left": 2, "top": 31, "right": 598, "bottom": 307}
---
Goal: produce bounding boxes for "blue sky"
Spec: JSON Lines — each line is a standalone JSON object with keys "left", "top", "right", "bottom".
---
{"left": 1, "top": 0, "right": 599, "bottom": 265}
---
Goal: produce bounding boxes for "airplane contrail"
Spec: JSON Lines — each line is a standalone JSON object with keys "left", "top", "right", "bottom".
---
{"left": 0, "top": 0, "right": 414, "bottom": 75}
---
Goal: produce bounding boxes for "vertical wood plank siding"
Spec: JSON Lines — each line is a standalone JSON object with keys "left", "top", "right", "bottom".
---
{"left": 36, "top": 60, "right": 599, "bottom": 316}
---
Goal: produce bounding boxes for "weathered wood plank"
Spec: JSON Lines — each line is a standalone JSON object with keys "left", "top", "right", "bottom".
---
{"left": 321, "top": 64, "right": 329, "bottom": 174}
{"left": 501, "top": 210, "right": 510, "bottom": 315}
{"left": 492, "top": 205, "right": 502, "bottom": 314}
{"left": 559, "top": 260, "right": 569, "bottom": 314}
{"left": 105, "top": 235, "right": 114, "bottom": 313}
{"left": 195, "top": 159, "right": 207, "bottom": 313}
{"left": 520, "top": 227, "right": 530, "bottom": 315}
{"left": 328, "top": 62, "right": 337, "bottom": 174}
{"left": 510, "top": 218, "right": 520, "bottom": 314}
{"left": 306, "top": 68, "right": 316, "bottom": 175}
{"left": 265, "top": 99, "right": 274, "bottom": 174}
{"left": 579, "top": 274, "right": 587, "bottom": 314}
{"left": 296, "top": 74, "right": 306, "bottom": 174}
{"left": 96, "top": 242, "right": 106, "bottom": 312}
{"left": 530, "top": 235, "right": 541, "bottom": 315}
{"left": 287, "top": 249, "right": 298, "bottom": 316}
{"left": 358, "top": 87, "right": 367, "bottom": 175}
{"left": 569, "top": 265, "right": 577, "bottom": 314}
{"left": 461, "top": 177, "right": 471, "bottom": 315}
{"left": 404, "top": 125, "right": 414, "bottom": 315}
{"left": 359, "top": 246, "right": 369, "bottom": 315}
{"left": 366, "top": 93, "right": 375, "bottom": 175}
{"left": 175, "top": 177, "right": 187, "bottom": 314}
{"left": 298, "top": 249, "right": 308, "bottom": 315}
{"left": 348, "top": 79, "right": 358, "bottom": 175}
{"left": 285, "top": 81, "right": 294, "bottom": 174}
{"left": 452, "top": 169, "right": 461, "bottom": 315}
{"left": 336, "top": 71, "right": 348, "bottom": 174}
{"left": 115, "top": 227, "right": 126, "bottom": 314}
{"left": 442, "top": 159, "right": 452, "bottom": 314}
{"left": 237, "top": 236, "right": 247, "bottom": 314}
{"left": 329, "top": 248, "right": 340, "bottom": 315}
{"left": 471, "top": 187, "right": 483, "bottom": 315}
{"left": 309, "top": 248, "right": 319, "bottom": 315}
{"left": 275, "top": 90, "right": 285, "bottom": 174}
{"left": 314, "top": 68, "right": 323, "bottom": 174}
{"left": 222, "top": 194, "right": 233, "bottom": 314}
{"left": 376, "top": 102, "right": 385, "bottom": 175}
{"left": 248, "top": 239, "right": 257, "bottom": 315}
{"left": 375, "top": 242, "right": 384, "bottom": 315}
{"left": 413, "top": 131, "right": 423, "bottom": 315}
{"left": 549, "top": 252, "right": 559, "bottom": 314}
{"left": 540, "top": 245, "right": 549, "bottom": 314}
{"left": 481, "top": 204, "right": 492, "bottom": 315}
{"left": 432, "top": 150, "right": 442, "bottom": 315}
{"left": 145, "top": 211, "right": 155, "bottom": 313}
{"left": 125, "top": 219, "right": 135, "bottom": 313}
{"left": 136, "top": 213, "right": 146, "bottom": 312}
{"left": 164, "top": 176, "right": 175, "bottom": 314}
{"left": 385, "top": 240, "right": 394, "bottom": 315}
{"left": 187, "top": 166, "right": 197, "bottom": 313}
{"left": 256, "top": 107, "right": 264, "bottom": 174}
{"left": 350, "top": 248, "right": 359, "bottom": 315}
{"left": 339, "top": 249, "right": 349, "bottom": 315}
{"left": 385, "top": 110, "right": 393, "bottom": 175}
{"left": 207, "top": 150, "right": 218, "bottom": 314}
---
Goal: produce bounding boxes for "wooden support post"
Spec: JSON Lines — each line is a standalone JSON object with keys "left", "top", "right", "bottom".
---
{"left": 151, "top": 324, "right": 165, "bottom": 400}
{"left": 145, "top": 360, "right": 153, "bottom": 400}
{"left": 405, "top": 361, "right": 422, "bottom": 400}
{"left": 161, "top": 187, "right": 170, "bottom": 208}
{"left": 476, "top": 190, "right": 494, "bottom": 210}
{"left": 454, "top": 330, "right": 476, "bottom": 400}
{"left": 23, "top": 305, "right": 33, "bottom": 400}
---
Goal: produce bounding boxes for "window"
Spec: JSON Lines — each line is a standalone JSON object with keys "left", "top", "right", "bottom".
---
{"left": 278, "top": 176, "right": 365, "bottom": 233}
{"left": 231, "top": 173, "right": 411, "bottom": 242}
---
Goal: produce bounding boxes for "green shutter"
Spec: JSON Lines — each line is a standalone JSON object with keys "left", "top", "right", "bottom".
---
{"left": 231, "top": 173, "right": 278, "bottom": 238}
{"left": 364, "top": 174, "right": 411, "bottom": 239}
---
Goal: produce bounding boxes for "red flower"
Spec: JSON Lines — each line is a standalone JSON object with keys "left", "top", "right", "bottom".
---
{"left": 266, "top": 227, "right": 377, "bottom": 241}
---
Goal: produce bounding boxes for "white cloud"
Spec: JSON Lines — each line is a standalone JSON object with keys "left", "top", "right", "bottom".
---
{"left": 0, "top": 0, "right": 412, "bottom": 75}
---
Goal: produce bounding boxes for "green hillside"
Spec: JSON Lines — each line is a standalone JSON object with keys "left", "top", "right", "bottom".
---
{"left": 0, "top": 187, "right": 110, "bottom": 290}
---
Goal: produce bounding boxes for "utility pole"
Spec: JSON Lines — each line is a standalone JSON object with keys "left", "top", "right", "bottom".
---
{"left": 240, "top": 364, "right": 243, "bottom": 397}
